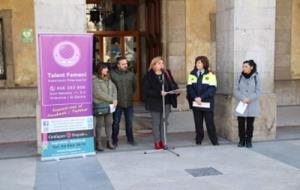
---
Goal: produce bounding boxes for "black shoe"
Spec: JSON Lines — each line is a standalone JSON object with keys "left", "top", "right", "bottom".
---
{"left": 127, "top": 141, "right": 137, "bottom": 146}
{"left": 213, "top": 142, "right": 219, "bottom": 146}
{"left": 196, "top": 140, "right": 202, "bottom": 145}
{"left": 96, "top": 147, "right": 104, "bottom": 152}
{"left": 237, "top": 140, "right": 245, "bottom": 147}
{"left": 112, "top": 141, "right": 118, "bottom": 147}
{"left": 246, "top": 141, "right": 252, "bottom": 148}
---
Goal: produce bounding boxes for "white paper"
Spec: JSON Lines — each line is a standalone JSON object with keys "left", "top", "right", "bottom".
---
{"left": 165, "top": 88, "right": 186, "bottom": 94}
{"left": 236, "top": 101, "right": 248, "bottom": 114}
{"left": 109, "top": 104, "right": 116, "bottom": 113}
{"left": 192, "top": 101, "right": 210, "bottom": 108}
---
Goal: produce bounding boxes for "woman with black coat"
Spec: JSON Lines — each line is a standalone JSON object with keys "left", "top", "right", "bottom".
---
{"left": 143, "top": 56, "right": 179, "bottom": 149}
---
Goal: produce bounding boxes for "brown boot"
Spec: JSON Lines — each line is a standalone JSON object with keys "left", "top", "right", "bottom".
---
{"left": 96, "top": 141, "right": 104, "bottom": 152}
{"left": 107, "top": 141, "right": 115, "bottom": 150}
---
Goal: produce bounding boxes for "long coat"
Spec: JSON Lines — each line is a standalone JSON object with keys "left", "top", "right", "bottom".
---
{"left": 233, "top": 72, "right": 262, "bottom": 117}
{"left": 93, "top": 75, "right": 117, "bottom": 104}
{"left": 143, "top": 69, "right": 178, "bottom": 112}
{"left": 110, "top": 69, "right": 136, "bottom": 108}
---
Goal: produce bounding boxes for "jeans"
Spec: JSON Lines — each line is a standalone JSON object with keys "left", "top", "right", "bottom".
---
{"left": 112, "top": 106, "right": 134, "bottom": 143}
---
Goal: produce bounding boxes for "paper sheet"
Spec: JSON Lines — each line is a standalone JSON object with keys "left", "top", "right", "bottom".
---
{"left": 192, "top": 101, "right": 210, "bottom": 108}
{"left": 109, "top": 104, "right": 116, "bottom": 113}
{"left": 165, "top": 88, "right": 186, "bottom": 94}
{"left": 235, "top": 101, "right": 248, "bottom": 114}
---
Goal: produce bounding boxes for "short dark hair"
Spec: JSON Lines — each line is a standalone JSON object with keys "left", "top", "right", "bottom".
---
{"left": 194, "top": 56, "right": 209, "bottom": 70}
{"left": 116, "top": 56, "right": 127, "bottom": 65}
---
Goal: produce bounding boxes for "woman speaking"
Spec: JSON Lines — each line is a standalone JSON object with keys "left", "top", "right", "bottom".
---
{"left": 143, "top": 56, "right": 179, "bottom": 150}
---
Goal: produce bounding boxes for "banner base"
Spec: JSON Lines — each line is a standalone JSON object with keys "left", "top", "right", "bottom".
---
{"left": 41, "top": 152, "right": 96, "bottom": 162}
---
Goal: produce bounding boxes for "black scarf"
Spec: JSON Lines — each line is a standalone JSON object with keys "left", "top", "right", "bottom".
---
{"left": 242, "top": 69, "right": 256, "bottom": 79}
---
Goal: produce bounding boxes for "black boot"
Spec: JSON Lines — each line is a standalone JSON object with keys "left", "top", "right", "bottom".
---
{"left": 245, "top": 137, "right": 252, "bottom": 148}
{"left": 237, "top": 139, "right": 245, "bottom": 147}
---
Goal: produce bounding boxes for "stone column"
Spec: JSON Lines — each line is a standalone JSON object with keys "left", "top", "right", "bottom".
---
{"left": 163, "top": 0, "right": 187, "bottom": 111}
{"left": 34, "top": 0, "right": 86, "bottom": 153}
{"left": 215, "top": 0, "right": 277, "bottom": 141}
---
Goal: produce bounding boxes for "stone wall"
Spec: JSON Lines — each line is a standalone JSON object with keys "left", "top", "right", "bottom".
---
{"left": 165, "top": 0, "right": 186, "bottom": 85}
{"left": 291, "top": 0, "right": 300, "bottom": 79}
{"left": 0, "top": 0, "right": 38, "bottom": 119}
{"left": 0, "top": 0, "right": 37, "bottom": 87}
{"left": 186, "top": 0, "right": 216, "bottom": 74}
{"left": 274, "top": 0, "right": 300, "bottom": 106}
{"left": 215, "top": 0, "right": 277, "bottom": 142}
{"left": 163, "top": 0, "right": 217, "bottom": 111}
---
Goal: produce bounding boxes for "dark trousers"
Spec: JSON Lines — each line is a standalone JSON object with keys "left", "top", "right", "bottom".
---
{"left": 237, "top": 117, "right": 255, "bottom": 142}
{"left": 112, "top": 106, "right": 134, "bottom": 144}
{"left": 192, "top": 109, "right": 218, "bottom": 145}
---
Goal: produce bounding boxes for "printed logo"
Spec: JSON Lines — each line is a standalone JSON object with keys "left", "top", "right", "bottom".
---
{"left": 53, "top": 41, "right": 80, "bottom": 67}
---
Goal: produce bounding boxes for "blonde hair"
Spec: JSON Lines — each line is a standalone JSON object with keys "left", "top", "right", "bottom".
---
{"left": 148, "top": 56, "right": 164, "bottom": 71}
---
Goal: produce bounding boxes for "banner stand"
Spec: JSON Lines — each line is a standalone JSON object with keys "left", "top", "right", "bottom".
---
{"left": 38, "top": 34, "right": 95, "bottom": 161}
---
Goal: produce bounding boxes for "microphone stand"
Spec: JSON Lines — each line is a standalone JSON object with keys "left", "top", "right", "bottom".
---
{"left": 144, "top": 73, "right": 180, "bottom": 157}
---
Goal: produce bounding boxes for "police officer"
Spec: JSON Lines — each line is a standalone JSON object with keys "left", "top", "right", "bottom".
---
{"left": 186, "top": 56, "right": 219, "bottom": 145}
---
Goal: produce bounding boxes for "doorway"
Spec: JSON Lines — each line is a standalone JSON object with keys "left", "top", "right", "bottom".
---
{"left": 86, "top": 0, "right": 162, "bottom": 102}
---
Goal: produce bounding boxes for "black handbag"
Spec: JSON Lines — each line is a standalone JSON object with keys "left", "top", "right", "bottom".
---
{"left": 93, "top": 102, "right": 110, "bottom": 116}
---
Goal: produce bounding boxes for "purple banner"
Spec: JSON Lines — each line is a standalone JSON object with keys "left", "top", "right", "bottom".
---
{"left": 38, "top": 34, "right": 95, "bottom": 160}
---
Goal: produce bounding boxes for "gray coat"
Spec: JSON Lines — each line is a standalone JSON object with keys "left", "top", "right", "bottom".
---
{"left": 233, "top": 72, "right": 262, "bottom": 117}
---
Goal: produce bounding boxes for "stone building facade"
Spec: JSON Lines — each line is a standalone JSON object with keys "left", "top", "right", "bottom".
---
{"left": 0, "top": 0, "right": 299, "bottom": 142}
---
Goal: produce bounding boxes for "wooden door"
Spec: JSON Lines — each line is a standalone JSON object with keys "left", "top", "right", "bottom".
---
{"left": 90, "top": 31, "right": 141, "bottom": 101}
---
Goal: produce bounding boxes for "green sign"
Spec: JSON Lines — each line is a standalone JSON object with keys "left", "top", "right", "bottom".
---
{"left": 21, "top": 28, "right": 34, "bottom": 43}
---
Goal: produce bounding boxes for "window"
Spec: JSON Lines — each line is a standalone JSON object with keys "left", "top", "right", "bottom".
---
{"left": 0, "top": 18, "right": 5, "bottom": 79}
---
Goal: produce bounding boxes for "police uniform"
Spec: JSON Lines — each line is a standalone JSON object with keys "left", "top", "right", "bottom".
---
{"left": 186, "top": 69, "right": 219, "bottom": 145}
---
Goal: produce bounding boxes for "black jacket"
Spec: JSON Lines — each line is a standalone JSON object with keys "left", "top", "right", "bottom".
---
{"left": 143, "top": 69, "right": 179, "bottom": 112}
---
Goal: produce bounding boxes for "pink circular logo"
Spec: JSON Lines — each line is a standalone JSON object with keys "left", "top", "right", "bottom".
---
{"left": 66, "top": 132, "right": 72, "bottom": 139}
{"left": 53, "top": 41, "right": 80, "bottom": 67}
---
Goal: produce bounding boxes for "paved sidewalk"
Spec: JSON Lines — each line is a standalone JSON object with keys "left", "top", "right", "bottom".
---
{"left": 0, "top": 105, "right": 299, "bottom": 189}
{"left": 0, "top": 139, "right": 300, "bottom": 190}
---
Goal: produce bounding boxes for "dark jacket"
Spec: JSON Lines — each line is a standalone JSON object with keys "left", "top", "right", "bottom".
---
{"left": 186, "top": 69, "right": 217, "bottom": 112}
{"left": 143, "top": 69, "right": 179, "bottom": 112}
{"left": 110, "top": 68, "right": 136, "bottom": 108}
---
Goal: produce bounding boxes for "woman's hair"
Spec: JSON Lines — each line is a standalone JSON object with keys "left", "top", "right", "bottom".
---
{"left": 194, "top": 56, "right": 209, "bottom": 70}
{"left": 243, "top": 60, "right": 257, "bottom": 73}
{"left": 96, "top": 62, "right": 110, "bottom": 79}
{"left": 148, "top": 56, "right": 164, "bottom": 71}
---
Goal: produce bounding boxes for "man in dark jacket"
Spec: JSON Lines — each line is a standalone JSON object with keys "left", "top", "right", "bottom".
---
{"left": 111, "top": 57, "right": 136, "bottom": 146}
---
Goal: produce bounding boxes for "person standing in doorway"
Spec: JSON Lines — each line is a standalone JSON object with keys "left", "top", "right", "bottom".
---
{"left": 186, "top": 56, "right": 219, "bottom": 146}
{"left": 234, "top": 60, "right": 261, "bottom": 148}
{"left": 111, "top": 57, "right": 136, "bottom": 147}
{"left": 93, "top": 63, "right": 117, "bottom": 151}
{"left": 143, "top": 56, "right": 179, "bottom": 149}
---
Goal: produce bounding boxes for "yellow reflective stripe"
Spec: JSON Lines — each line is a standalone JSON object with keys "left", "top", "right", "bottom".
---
{"left": 202, "top": 73, "right": 217, "bottom": 87}
{"left": 187, "top": 74, "right": 197, "bottom": 85}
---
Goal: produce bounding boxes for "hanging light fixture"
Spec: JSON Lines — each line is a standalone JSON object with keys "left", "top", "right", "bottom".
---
{"left": 88, "top": 0, "right": 113, "bottom": 31}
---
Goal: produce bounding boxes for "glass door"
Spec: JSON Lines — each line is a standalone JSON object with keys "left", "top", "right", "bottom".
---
{"left": 90, "top": 31, "right": 141, "bottom": 101}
